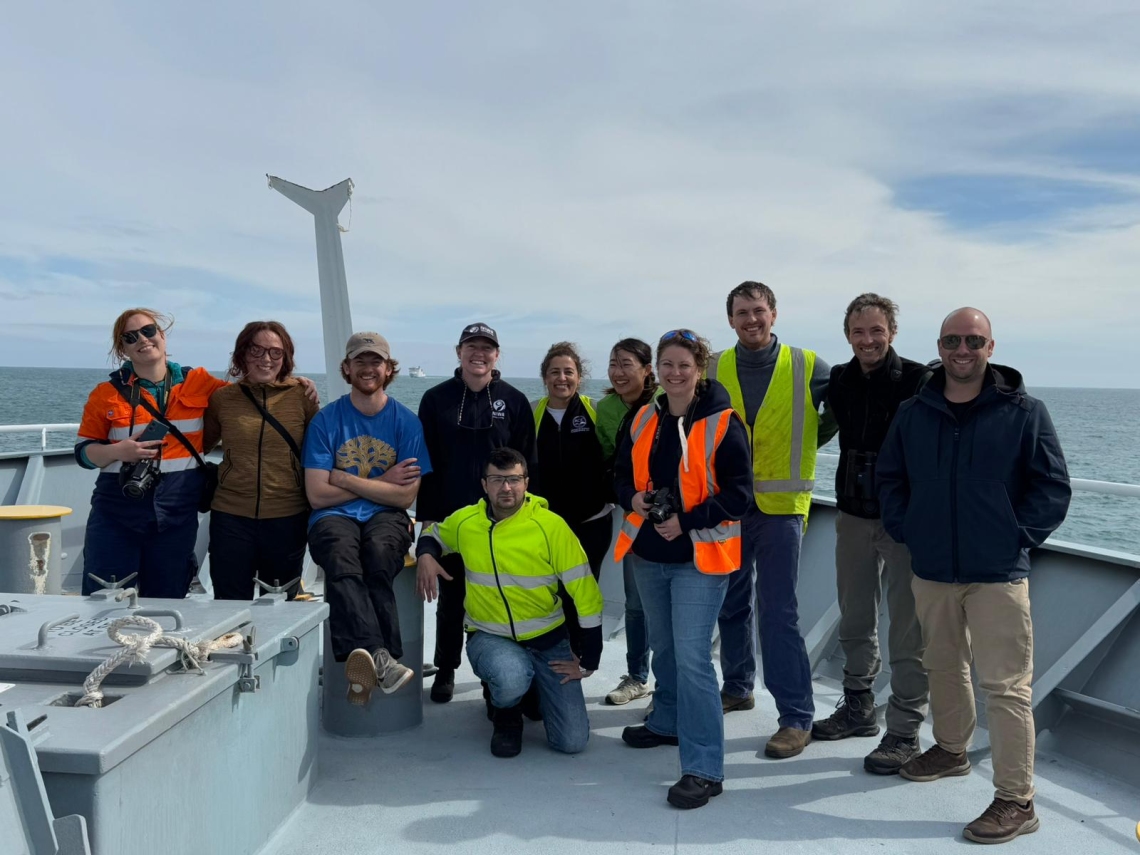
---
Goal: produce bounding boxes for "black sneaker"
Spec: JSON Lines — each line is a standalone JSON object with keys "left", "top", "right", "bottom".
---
{"left": 430, "top": 668, "right": 455, "bottom": 703}
{"left": 811, "top": 690, "right": 879, "bottom": 740}
{"left": 667, "top": 775, "right": 723, "bottom": 809}
{"left": 864, "top": 733, "right": 920, "bottom": 775}
{"left": 621, "top": 725, "right": 679, "bottom": 748}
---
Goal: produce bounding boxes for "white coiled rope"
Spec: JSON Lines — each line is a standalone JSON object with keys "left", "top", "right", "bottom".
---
{"left": 75, "top": 615, "right": 244, "bottom": 708}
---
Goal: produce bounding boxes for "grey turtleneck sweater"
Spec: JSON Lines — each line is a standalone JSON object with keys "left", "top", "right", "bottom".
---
{"left": 728, "top": 336, "right": 838, "bottom": 446}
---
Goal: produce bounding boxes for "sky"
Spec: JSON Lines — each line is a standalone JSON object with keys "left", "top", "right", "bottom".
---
{"left": 0, "top": 3, "right": 1137, "bottom": 388}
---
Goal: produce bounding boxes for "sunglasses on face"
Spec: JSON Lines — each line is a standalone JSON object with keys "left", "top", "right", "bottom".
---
{"left": 120, "top": 324, "right": 159, "bottom": 345}
{"left": 939, "top": 334, "right": 989, "bottom": 351}
{"left": 660, "top": 329, "right": 698, "bottom": 343}
{"left": 249, "top": 345, "right": 285, "bottom": 360}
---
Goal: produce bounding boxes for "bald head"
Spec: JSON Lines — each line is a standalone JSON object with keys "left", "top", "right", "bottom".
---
{"left": 941, "top": 307, "right": 992, "bottom": 338}
{"left": 937, "top": 306, "right": 995, "bottom": 394}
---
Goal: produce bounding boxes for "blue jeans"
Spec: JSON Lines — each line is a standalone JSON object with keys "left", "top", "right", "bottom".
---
{"left": 633, "top": 555, "right": 729, "bottom": 782}
{"left": 718, "top": 506, "right": 814, "bottom": 729}
{"left": 466, "top": 631, "right": 590, "bottom": 754}
{"left": 622, "top": 554, "right": 651, "bottom": 682}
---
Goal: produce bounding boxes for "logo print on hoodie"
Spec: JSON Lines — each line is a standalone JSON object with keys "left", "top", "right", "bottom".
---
{"left": 492, "top": 399, "right": 506, "bottom": 419}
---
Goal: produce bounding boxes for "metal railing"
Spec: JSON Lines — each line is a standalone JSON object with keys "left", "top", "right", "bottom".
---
{"left": 0, "top": 426, "right": 1137, "bottom": 499}
{"left": 0, "top": 423, "right": 81, "bottom": 451}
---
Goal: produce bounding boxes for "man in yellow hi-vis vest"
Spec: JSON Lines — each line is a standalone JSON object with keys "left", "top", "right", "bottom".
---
{"left": 710, "top": 281, "right": 837, "bottom": 760}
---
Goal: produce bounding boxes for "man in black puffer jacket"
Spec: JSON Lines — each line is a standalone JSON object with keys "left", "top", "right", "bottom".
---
{"left": 877, "top": 307, "right": 1070, "bottom": 845}
{"left": 811, "top": 294, "right": 932, "bottom": 777}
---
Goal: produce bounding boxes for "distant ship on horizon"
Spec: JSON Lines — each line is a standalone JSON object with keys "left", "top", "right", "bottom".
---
{"left": 408, "top": 365, "right": 426, "bottom": 378}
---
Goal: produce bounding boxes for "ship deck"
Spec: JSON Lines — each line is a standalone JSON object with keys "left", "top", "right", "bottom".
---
{"left": 260, "top": 608, "right": 1140, "bottom": 855}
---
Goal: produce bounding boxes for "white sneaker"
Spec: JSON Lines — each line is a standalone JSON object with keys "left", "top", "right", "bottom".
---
{"left": 374, "top": 649, "right": 414, "bottom": 694}
{"left": 606, "top": 674, "right": 651, "bottom": 705}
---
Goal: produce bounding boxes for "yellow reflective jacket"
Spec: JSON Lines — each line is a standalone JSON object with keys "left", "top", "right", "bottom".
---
{"left": 420, "top": 494, "right": 603, "bottom": 642}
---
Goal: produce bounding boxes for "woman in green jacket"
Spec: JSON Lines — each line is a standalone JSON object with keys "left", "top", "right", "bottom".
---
{"left": 595, "top": 338, "right": 659, "bottom": 706}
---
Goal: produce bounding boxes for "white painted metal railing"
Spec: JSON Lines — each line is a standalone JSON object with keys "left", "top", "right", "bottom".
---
{"left": 1, "top": 427, "right": 1138, "bottom": 499}
{"left": 0, "top": 423, "right": 81, "bottom": 451}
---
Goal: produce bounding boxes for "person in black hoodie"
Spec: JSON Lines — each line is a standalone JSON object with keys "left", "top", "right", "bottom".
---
{"left": 415, "top": 322, "right": 537, "bottom": 703}
{"left": 877, "top": 307, "right": 1070, "bottom": 845}
{"left": 531, "top": 342, "right": 612, "bottom": 660}
{"left": 811, "top": 294, "right": 932, "bottom": 776}
{"left": 613, "top": 329, "right": 752, "bottom": 810}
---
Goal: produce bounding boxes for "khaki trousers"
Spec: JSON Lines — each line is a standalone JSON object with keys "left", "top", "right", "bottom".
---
{"left": 835, "top": 511, "right": 928, "bottom": 737}
{"left": 912, "top": 576, "right": 1035, "bottom": 803}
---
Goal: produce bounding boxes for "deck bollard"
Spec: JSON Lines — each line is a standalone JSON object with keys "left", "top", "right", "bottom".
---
{"left": 321, "top": 559, "right": 424, "bottom": 735}
{"left": 0, "top": 505, "right": 72, "bottom": 595}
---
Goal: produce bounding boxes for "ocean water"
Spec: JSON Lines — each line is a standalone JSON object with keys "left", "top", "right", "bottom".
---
{"left": 0, "top": 367, "right": 1136, "bottom": 555}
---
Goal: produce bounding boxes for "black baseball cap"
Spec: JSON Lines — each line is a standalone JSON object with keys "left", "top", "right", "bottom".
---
{"left": 458, "top": 322, "right": 499, "bottom": 347}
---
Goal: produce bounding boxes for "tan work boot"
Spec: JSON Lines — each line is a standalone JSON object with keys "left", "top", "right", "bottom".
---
{"left": 899, "top": 744, "right": 971, "bottom": 782}
{"left": 963, "top": 798, "right": 1039, "bottom": 844}
{"left": 764, "top": 726, "right": 812, "bottom": 758}
{"left": 721, "top": 691, "right": 756, "bottom": 714}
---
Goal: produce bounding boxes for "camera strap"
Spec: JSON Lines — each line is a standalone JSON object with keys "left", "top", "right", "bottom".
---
{"left": 109, "top": 376, "right": 208, "bottom": 470}
{"left": 240, "top": 385, "right": 302, "bottom": 459}
{"left": 647, "top": 395, "right": 699, "bottom": 494}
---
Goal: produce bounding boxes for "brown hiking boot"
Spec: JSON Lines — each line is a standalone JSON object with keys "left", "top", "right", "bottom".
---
{"left": 764, "top": 726, "right": 812, "bottom": 758}
{"left": 721, "top": 691, "right": 756, "bottom": 714}
{"left": 899, "top": 744, "right": 971, "bottom": 782}
{"left": 963, "top": 798, "right": 1039, "bottom": 844}
{"left": 811, "top": 689, "right": 880, "bottom": 740}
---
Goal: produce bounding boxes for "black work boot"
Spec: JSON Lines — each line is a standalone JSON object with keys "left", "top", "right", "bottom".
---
{"left": 811, "top": 689, "right": 880, "bottom": 740}
{"left": 864, "top": 732, "right": 921, "bottom": 775}
{"left": 430, "top": 668, "right": 455, "bottom": 703}
{"left": 490, "top": 705, "right": 524, "bottom": 758}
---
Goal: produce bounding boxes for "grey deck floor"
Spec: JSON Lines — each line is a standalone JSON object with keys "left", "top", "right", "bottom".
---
{"left": 261, "top": 610, "right": 1140, "bottom": 854}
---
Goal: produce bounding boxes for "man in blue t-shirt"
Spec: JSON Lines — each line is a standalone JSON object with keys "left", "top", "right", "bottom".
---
{"left": 304, "top": 332, "right": 433, "bottom": 707}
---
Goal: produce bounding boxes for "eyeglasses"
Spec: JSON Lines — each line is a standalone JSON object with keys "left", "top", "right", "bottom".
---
{"left": 485, "top": 475, "right": 526, "bottom": 487}
{"left": 249, "top": 345, "right": 285, "bottom": 360}
{"left": 660, "top": 329, "right": 698, "bottom": 343}
{"left": 120, "top": 324, "right": 159, "bottom": 345}
{"left": 939, "top": 334, "right": 989, "bottom": 351}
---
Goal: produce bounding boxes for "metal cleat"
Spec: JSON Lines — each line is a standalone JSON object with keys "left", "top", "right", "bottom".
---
{"left": 253, "top": 576, "right": 303, "bottom": 606}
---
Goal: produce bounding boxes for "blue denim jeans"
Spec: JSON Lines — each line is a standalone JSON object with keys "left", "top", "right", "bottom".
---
{"left": 633, "top": 555, "right": 729, "bottom": 782}
{"left": 622, "top": 554, "right": 651, "bottom": 682}
{"left": 717, "top": 506, "right": 814, "bottom": 729}
{"left": 466, "top": 631, "right": 590, "bottom": 754}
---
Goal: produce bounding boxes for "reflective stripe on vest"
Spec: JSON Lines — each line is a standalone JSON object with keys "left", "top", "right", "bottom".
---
{"left": 713, "top": 344, "right": 818, "bottom": 517}
{"left": 465, "top": 612, "right": 566, "bottom": 638}
{"left": 612, "top": 403, "right": 741, "bottom": 575}
{"left": 532, "top": 395, "right": 597, "bottom": 431}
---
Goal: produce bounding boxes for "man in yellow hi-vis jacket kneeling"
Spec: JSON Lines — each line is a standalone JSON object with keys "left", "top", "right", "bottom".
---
{"left": 415, "top": 446, "right": 604, "bottom": 759}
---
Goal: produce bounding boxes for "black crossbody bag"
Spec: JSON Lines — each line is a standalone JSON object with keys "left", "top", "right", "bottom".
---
{"left": 239, "top": 385, "right": 303, "bottom": 459}
{"left": 110, "top": 376, "right": 218, "bottom": 513}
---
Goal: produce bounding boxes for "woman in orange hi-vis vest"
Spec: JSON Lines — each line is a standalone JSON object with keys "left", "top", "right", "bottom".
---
{"left": 612, "top": 329, "right": 753, "bottom": 810}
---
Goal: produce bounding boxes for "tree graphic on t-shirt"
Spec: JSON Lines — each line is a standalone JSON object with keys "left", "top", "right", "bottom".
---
{"left": 335, "top": 436, "right": 397, "bottom": 478}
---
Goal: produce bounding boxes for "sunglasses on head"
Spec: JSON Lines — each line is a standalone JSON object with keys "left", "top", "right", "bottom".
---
{"left": 249, "top": 344, "right": 285, "bottom": 360}
{"left": 939, "top": 334, "right": 989, "bottom": 351}
{"left": 120, "top": 323, "right": 159, "bottom": 345}
{"left": 660, "top": 329, "right": 698, "bottom": 343}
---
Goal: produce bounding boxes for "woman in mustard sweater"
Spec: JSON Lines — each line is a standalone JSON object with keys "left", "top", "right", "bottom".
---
{"left": 203, "top": 321, "right": 318, "bottom": 600}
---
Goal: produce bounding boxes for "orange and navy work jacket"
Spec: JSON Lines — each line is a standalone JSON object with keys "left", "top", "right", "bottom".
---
{"left": 76, "top": 366, "right": 227, "bottom": 526}
{"left": 77, "top": 366, "right": 226, "bottom": 474}
{"left": 612, "top": 404, "right": 743, "bottom": 575}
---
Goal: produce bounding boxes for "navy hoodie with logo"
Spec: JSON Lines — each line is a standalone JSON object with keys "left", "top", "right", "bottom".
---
{"left": 876, "top": 364, "right": 1071, "bottom": 584}
{"left": 416, "top": 369, "right": 538, "bottom": 523}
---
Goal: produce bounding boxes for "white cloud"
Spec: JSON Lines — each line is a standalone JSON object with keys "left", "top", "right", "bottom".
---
{"left": 0, "top": 2, "right": 1137, "bottom": 386}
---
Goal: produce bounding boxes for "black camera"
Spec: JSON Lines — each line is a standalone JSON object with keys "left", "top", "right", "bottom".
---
{"left": 120, "top": 459, "right": 159, "bottom": 499}
{"left": 645, "top": 487, "right": 679, "bottom": 525}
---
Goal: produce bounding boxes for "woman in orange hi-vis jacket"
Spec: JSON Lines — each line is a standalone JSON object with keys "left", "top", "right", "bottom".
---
{"left": 75, "top": 309, "right": 228, "bottom": 598}
{"left": 612, "top": 329, "right": 752, "bottom": 810}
